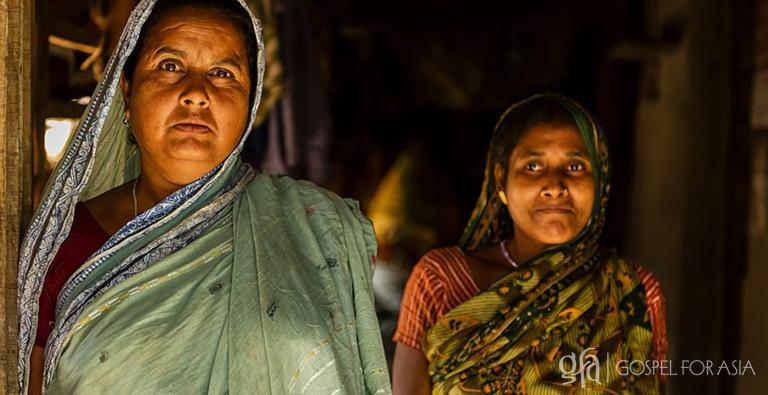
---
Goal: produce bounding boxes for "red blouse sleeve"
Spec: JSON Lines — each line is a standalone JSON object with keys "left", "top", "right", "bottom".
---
{"left": 393, "top": 257, "right": 445, "bottom": 350}
{"left": 635, "top": 265, "right": 669, "bottom": 367}
{"left": 35, "top": 203, "right": 110, "bottom": 347}
{"left": 35, "top": 283, "right": 58, "bottom": 346}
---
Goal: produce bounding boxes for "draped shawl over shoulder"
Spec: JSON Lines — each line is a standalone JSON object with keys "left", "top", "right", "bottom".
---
{"left": 17, "top": 1, "right": 390, "bottom": 393}
{"left": 424, "top": 94, "right": 660, "bottom": 394}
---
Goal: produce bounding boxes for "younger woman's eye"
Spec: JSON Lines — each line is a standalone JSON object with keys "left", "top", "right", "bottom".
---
{"left": 212, "top": 69, "right": 234, "bottom": 79}
{"left": 567, "top": 163, "right": 585, "bottom": 172}
{"left": 159, "top": 60, "right": 181, "bottom": 72}
{"left": 524, "top": 162, "right": 543, "bottom": 172}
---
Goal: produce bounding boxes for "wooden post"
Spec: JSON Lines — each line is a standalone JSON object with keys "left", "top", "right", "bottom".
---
{"left": 0, "top": 0, "right": 34, "bottom": 393}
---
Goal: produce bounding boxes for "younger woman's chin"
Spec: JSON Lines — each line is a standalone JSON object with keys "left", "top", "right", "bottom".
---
{"left": 533, "top": 224, "right": 581, "bottom": 245}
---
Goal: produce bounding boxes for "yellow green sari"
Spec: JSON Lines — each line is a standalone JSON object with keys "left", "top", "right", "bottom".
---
{"left": 424, "top": 94, "right": 659, "bottom": 394}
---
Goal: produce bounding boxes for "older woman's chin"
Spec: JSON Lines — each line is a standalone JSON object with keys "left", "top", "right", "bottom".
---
{"left": 153, "top": 161, "right": 226, "bottom": 186}
{"left": 164, "top": 140, "right": 230, "bottom": 161}
{"left": 151, "top": 145, "right": 231, "bottom": 184}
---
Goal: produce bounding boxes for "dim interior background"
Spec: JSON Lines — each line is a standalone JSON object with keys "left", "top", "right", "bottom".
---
{"left": 21, "top": 0, "right": 768, "bottom": 393}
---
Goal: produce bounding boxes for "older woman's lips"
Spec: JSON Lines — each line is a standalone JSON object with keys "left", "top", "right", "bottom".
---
{"left": 173, "top": 123, "right": 212, "bottom": 133}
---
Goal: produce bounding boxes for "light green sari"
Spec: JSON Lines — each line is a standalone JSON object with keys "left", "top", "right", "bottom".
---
{"left": 49, "top": 174, "right": 389, "bottom": 394}
{"left": 17, "top": 1, "right": 390, "bottom": 393}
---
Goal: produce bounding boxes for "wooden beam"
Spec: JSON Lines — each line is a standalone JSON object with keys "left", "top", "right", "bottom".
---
{"left": 0, "top": 0, "right": 34, "bottom": 393}
{"left": 46, "top": 15, "right": 98, "bottom": 50}
{"left": 48, "top": 35, "right": 96, "bottom": 55}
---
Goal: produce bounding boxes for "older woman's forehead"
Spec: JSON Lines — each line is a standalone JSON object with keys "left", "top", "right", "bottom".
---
{"left": 140, "top": 7, "right": 249, "bottom": 61}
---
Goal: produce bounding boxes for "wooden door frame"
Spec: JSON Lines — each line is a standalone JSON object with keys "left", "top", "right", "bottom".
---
{"left": 1, "top": 0, "right": 34, "bottom": 393}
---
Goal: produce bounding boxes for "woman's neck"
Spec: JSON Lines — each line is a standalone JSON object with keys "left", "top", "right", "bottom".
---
{"left": 134, "top": 172, "right": 184, "bottom": 211}
{"left": 509, "top": 230, "right": 549, "bottom": 264}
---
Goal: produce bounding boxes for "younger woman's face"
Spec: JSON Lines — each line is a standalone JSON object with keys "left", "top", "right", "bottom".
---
{"left": 494, "top": 123, "right": 595, "bottom": 246}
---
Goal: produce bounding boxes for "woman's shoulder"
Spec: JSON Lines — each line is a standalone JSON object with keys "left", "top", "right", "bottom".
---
{"left": 248, "top": 173, "right": 357, "bottom": 212}
{"left": 412, "top": 247, "right": 471, "bottom": 279}
{"left": 632, "top": 263, "right": 664, "bottom": 303}
{"left": 245, "top": 173, "right": 376, "bottom": 256}
{"left": 615, "top": 259, "right": 666, "bottom": 317}
{"left": 609, "top": 256, "right": 664, "bottom": 294}
{"left": 420, "top": 246, "right": 467, "bottom": 264}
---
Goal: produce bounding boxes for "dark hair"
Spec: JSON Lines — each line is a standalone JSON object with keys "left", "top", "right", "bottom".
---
{"left": 123, "top": 0, "right": 258, "bottom": 97}
{"left": 490, "top": 97, "right": 578, "bottom": 182}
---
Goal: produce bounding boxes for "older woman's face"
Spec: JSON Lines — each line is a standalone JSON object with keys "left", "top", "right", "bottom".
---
{"left": 495, "top": 123, "right": 595, "bottom": 246}
{"left": 121, "top": 6, "right": 251, "bottom": 185}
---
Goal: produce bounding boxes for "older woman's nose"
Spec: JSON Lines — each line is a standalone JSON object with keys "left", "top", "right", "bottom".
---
{"left": 179, "top": 77, "right": 210, "bottom": 108}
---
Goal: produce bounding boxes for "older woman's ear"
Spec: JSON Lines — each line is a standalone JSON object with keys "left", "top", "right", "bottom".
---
{"left": 120, "top": 74, "right": 131, "bottom": 106}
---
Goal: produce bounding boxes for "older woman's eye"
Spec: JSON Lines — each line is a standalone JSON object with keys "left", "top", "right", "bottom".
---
{"left": 159, "top": 60, "right": 180, "bottom": 72}
{"left": 212, "top": 69, "right": 234, "bottom": 79}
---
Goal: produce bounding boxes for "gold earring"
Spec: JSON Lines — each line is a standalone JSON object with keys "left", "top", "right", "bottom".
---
{"left": 498, "top": 191, "right": 508, "bottom": 205}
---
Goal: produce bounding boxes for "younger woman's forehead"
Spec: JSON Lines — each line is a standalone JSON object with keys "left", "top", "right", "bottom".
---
{"left": 511, "top": 124, "right": 588, "bottom": 156}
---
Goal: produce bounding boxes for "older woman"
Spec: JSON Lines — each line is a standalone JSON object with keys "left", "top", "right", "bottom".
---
{"left": 392, "top": 94, "right": 667, "bottom": 394}
{"left": 17, "top": 0, "right": 390, "bottom": 393}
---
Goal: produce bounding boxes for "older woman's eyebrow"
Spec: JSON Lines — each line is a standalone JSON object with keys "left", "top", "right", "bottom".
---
{"left": 152, "top": 46, "right": 186, "bottom": 58}
{"left": 566, "top": 151, "right": 588, "bottom": 158}
{"left": 148, "top": 47, "right": 246, "bottom": 72}
{"left": 214, "top": 57, "right": 247, "bottom": 71}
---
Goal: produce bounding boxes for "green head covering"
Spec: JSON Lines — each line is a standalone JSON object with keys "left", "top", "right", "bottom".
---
{"left": 459, "top": 93, "right": 611, "bottom": 264}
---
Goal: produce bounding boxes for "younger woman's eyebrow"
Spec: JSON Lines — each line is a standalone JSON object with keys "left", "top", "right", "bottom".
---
{"left": 518, "top": 150, "right": 587, "bottom": 160}
{"left": 520, "top": 150, "right": 544, "bottom": 158}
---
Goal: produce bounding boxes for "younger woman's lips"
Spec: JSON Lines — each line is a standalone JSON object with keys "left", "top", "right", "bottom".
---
{"left": 173, "top": 123, "right": 212, "bottom": 133}
{"left": 534, "top": 207, "right": 575, "bottom": 214}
